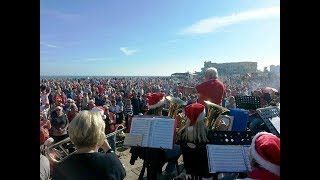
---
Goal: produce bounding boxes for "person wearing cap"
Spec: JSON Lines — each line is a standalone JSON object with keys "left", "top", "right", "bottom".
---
{"left": 63, "top": 98, "right": 74, "bottom": 112}
{"left": 49, "top": 106, "right": 69, "bottom": 146}
{"left": 176, "top": 103, "right": 227, "bottom": 179}
{"left": 176, "top": 103, "right": 209, "bottom": 143}
{"left": 87, "top": 99, "right": 96, "bottom": 110}
{"left": 179, "top": 67, "right": 226, "bottom": 106}
{"left": 132, "top": 92, "right": 182, "bottom": 179}
{"left": 51, "top": 110, "right": 126, "bottom": 180}
{"left": 237, "top": 132, "right": 280, "bottom": 180}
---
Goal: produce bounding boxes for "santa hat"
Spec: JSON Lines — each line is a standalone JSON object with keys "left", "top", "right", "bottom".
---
{"left": 250, "top": 132, "right": 280, "bottom": 176}
{"left": 184, "top": 103, "right": 206, "bottom": 131}
{"left": 146, "top": 92, "right": 165, "bottom": 109}
{"left": 91, "top": 107, "right": 107, "bottom": 120}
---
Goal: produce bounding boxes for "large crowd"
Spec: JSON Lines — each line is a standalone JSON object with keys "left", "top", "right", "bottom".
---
{"left": 40, "top": 68, "right": 280, "bottom": 180}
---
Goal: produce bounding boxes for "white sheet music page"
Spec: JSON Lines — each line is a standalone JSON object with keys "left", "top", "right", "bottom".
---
{"left": 270, "top": 116, "right": 280, "bottom": 134}
{"left": 130, "top": 117, "right": 152, "bottom": 147}
{"left": 148, "top": 118, "right": 175, "bottom": 149}
{"left": 123, "top": 133, "right": 143, "bottom": 147}
{"left": 242, "top": 145, "right": 252, "bottom": 172}
{"left": 207, "top": 145, "right": 249, "bottom": 173}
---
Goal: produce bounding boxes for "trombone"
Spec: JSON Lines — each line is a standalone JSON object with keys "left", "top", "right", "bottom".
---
{"left": 45, "top": 126, "right": 126, "bottom": 163}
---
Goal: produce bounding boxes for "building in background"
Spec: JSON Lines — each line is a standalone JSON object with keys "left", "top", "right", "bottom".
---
{"left": 269, "top": 65, "right": 280, "bottom": 74}
{"left": 200, "top": 61, "right": 258, "bottom": 76}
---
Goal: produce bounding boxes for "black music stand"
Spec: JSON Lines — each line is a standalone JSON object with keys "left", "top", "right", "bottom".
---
{"left": 179, "top": 130, "right": 261, "bottom": 179}
{"left": 207, "top": 130, "right": 261, "bottom": 145}
{"left": 179, "top": 142, "right": 216, "bottom": 179}
{"left": 235, "top": 96, "right": 261, "bottom": 110}
{"left": 256, "top": 106, "right": 280, "bottom": 136}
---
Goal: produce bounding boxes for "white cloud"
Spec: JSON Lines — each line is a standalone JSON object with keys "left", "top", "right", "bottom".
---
{"left": 120, "top": 47, "right": 138, "bottom": 56}
{"left": 181, "top": 6, "right": 279, "bottom": 35}
{"left": 40, "top": 42, "right": 57, "bottom": 48}
{"left": 41, "top": 9, "right": 80, "bottom": 21}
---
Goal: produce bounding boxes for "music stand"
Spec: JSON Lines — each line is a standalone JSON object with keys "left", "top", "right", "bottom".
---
{"left": 207, "top": 130, "right": 261, "bottom": 145}
{"left": 235, "top": 96, "right": 261, "bottom": 110}
{"left": 256, "top": 106, "right": 280, "bottom": 136}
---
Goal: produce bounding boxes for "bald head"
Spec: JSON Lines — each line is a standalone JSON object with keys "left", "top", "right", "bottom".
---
{"left": 205, "top": 67, "right": 218, "bottom": 80}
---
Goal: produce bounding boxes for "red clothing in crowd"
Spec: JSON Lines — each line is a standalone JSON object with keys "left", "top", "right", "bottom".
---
{"left": 40, "top": 120, "right": 51, "bottom": 145}
{"left": 67, "top": 111, "right": 77, "bottom": 123}
{"left": 195, "top": 79, "right": 225, "bottom": 106}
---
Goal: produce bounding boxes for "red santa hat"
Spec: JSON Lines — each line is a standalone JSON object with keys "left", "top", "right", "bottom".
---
{"left": 184, "top": 103, "right": 206, "bottom": 131}
{"left": 250, "top": 132, "right": 280, "bottom": 176}
{"left": 91, "top": 106, "right": 106, "bottom": 120}
{"left": 146, "top": 92, "right": 165, "bottom": 109}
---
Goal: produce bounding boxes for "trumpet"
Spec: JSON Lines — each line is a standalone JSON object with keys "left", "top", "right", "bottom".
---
{"left": 45, "top": 126, "right": 126, "bottom": 163}
{"left": 166, "top": 96, "right": 187, "bottom": 129}
{"left": 204, "top": 100, "right": 231, "bottom": 131}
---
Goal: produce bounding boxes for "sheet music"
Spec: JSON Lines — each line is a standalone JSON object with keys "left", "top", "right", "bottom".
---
{"left": 130, "top": 118, "right": 151, "bottom": 147}
{"left": 207, "top": 145, "right": 250, "bottom": 173}
{"left": 149, "top": 118, "right": 175, "bottom": 149}
{"left": 242, "top": 145, "right": 252, "bottom": 171}
{"left": 123, "top": 133, "right": 143, "bottom": 147}
{"left": 270, "top": 116, "right": 280, "bottom": 134}
{"left": 129, "top": 116, "right": 175, "bottom": 149}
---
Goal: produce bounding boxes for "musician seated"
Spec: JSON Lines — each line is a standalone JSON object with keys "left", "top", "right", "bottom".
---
{"left": 176, "top": 103, "right": 216, "bottom": 179}
{"left": 51, "top": 110, "right": 126, "bottom": 180}
{"left": 236, "top": 132, "right": 280, "bottom": 180}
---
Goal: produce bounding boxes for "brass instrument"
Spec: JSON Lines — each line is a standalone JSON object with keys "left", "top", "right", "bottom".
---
{"left": 204, "top": 101, "right": 231, "bottom": 131}
{"left": 166, "top": 96, "right": 187, "bottom": 129}
{"left": 45, "top": 126, "right": 125, "bottom": 163}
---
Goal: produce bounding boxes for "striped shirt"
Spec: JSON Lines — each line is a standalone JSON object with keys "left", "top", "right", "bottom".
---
{"left": 124, "top": 105, "right": 133, "bottom": 117}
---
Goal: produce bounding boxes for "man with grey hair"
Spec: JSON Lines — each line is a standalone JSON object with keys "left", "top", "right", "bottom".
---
{"left": 179, "top": 67, "right": 226, "bottom": 106}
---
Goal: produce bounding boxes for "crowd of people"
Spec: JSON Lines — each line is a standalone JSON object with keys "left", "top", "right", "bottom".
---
{"left": 40, "top": 67, "right": 280, "bottom": 180}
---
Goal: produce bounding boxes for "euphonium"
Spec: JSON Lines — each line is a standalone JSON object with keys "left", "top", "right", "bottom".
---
{"left": 204, "top": 100, "right": 231, "bottom": 131}
{"left": 45, "top": 126, "right": 126, "bottom": 163}
{"left": 166, "top": 96, "right": 187, "bottom": 129}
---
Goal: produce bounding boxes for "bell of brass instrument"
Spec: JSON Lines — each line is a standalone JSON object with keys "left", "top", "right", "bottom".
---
{"left": 166, "top": 96, "right": 187, "bottom": 129}
{"left": 204, "top": 101, "right": 231, "bottom": 131}
{"left": 45, "top": 126, "right": 126, "bottom": 163}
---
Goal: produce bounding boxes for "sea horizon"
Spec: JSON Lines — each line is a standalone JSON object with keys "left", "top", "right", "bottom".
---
{"left": 40, "top": 75, "right": 171, "bottom": 79}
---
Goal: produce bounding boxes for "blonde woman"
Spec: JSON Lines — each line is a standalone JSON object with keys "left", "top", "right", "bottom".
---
{"left": 52, "top": 110, "right": 126, "bottom": 180}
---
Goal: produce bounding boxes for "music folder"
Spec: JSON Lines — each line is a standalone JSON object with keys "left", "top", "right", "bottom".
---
{"left": 266, "top": 116, "right": 280, "bottom": 135}
{"left": 125, "top": 115, "right": 176, "bottom": 149}
{"left": 206, "top": 144, "right": 251, "bottom": 173}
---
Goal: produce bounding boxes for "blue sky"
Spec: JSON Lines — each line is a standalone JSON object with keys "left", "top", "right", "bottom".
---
{"left": 40, "top": 0, "right": 280, "bottom": 76}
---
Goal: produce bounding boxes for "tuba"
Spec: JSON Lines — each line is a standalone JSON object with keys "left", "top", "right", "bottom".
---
{"left": 166, "top": 96, "right": 187, "bottom": 130}
{"left": 204, "top": 100, "right": 232, "bottom": 131}
{"left": 45, "top": 126, "right": 125, "bottom": 163}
